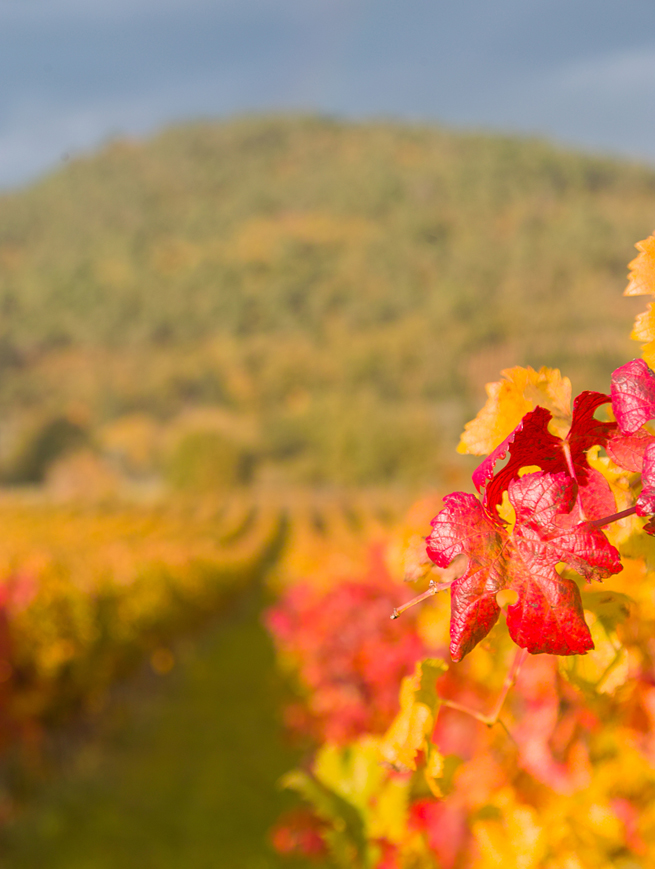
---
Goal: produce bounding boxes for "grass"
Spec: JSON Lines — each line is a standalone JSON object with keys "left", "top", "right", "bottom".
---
{"left": 0, "top": 584, "right": 313, "bottom": 869}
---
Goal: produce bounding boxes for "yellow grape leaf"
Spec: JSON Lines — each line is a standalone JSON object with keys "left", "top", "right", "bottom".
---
{"left": 379, "top": 658, "right": 447, "bottom": 772}
{"left": 397, "top": 533, "right": 433, "bottom": 583}
{"left": 415, "top": 596, "right": 450, "bottom": 653}
{"left": 625, "top": 233, "right": 655, "bottom": 362}
{"left": 424, "top": 744, "right": 445, "bottom": 798}
{"left": 380, "top": 681, "right": 430, "bottom": 771}
{"left": 642, "top": 341, "right": 655, "bottom": 371}
{"left": 309, "top": 738, "right": 412, "bottom": 848}
{"left": 313, "top": 737, "right": 386, "bottom": 815}
{"left": 559, "top": 606, "right": 630, "bottom": 696}
{"left": 630, "top": 305, "right": 655, "bottom": 370}
{"left": 367, "top": 778, "right": 410, "bottom": 844}
{"left": 625, "top": 232, "right": 655, "bottom": 296}
{"left": 457, "top": 366, "right": 572, "bottom": 455}
{"left": 631, "top": 303, "right": 655, "bottom": 343}
{"left": 473, "top": 788, "right": 547, "bottom": 869}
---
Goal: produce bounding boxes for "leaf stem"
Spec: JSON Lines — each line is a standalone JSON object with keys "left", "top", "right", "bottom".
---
{"left": 585, "top": 505, "right": 637, "bottom": 529}
{"left": 438, "top": 646, "right": 527, "bottom": 732}
{"left": 390, "top": 579, "right": 452, "bottom": 619}
{"left": 562, "top": 442, "right": 588, "bottom": 523}
{"left": 486, "top": 647, "right": 527, "bottom": 724}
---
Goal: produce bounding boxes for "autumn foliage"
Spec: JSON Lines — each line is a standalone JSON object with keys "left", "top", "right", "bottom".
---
{"left": 0, "top": 496, "right": 281, "bottom": 753}
{"left": 267, "top": 232, "right": 655, "bottom": 868}
{"left": 265, "top": 549, "right": 431, "bottom": 744}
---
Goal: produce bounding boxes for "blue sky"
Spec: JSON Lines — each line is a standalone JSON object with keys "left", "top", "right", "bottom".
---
{"left": 1, "top": 0, "right": 655, "bottom": 188}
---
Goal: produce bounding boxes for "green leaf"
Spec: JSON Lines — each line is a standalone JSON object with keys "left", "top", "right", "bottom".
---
{"left": 581, "top": 590, "right": 633, "bottom": 633}
{"left": 280, "top": 768, "right": 368, "bottom": 868}
{"left": 415, "top": 657, "right": 449, "bottom": 708}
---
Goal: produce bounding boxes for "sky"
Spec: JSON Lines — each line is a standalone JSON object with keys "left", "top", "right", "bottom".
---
{"left": 1, "top": 0, "right": 655, "bottom": 189}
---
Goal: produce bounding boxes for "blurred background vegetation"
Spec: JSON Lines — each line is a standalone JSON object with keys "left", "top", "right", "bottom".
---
{"left": 0, "top": 116, "right": 653, "bottom": 865}
{"left": 0, "top": 115, "right": 653, "bottom": 493}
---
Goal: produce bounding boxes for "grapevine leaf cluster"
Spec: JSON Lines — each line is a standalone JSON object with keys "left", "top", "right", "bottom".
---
{"left": 428, "top": 473, "right": 620, "bottom": 661}
{"left": 424, "top": 356, "right": 655, "bottom": 661}
{"left": 266, "top": 231, "right": 655, "bottom": 869}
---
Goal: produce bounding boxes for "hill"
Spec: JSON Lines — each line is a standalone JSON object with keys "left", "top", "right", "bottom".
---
{"left": 0, "top": 116, "right": 653, "bottom": 487}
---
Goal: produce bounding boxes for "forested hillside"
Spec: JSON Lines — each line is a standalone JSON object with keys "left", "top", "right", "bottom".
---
{"left": 0, "top": 116, "right": 653, "bottom": 487}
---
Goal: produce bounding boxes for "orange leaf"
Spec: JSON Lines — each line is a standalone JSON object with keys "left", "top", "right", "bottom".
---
{"left": 625, "top": 235, "right": 655, "bottom": 362}
{"left": 631, "top": 303, "right": 655, "bottom": 344}
{"left": 625, "top": 232, "right": 655, "bottom": 296}
{"left": 457, "top": 366, "right": 572, "bottom": 456}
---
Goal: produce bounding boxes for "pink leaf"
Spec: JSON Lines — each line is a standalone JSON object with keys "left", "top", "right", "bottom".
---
{"left": 606, "top": 427, "right": 654, "bottom": 472}
{"left": 427, "top": 493, "right": 503, "bottom": 661}
{"left": 576, "top": 469, "right": 617, "bottom": 523}
{"left": 637, "top": 441, "right": 655, "bottom": 516}
{"left": 611, "top": 359, "right": 655, "bottom": 435}
{"left": 506, "top": 473, "right": 619, "bottom": 655}
{"left": 426, "top": 473, "right": 621, "bottom": 661}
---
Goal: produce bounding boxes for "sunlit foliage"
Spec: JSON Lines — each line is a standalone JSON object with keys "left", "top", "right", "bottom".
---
{"left": 267, "top": 233, "right": 655, "bottom": 868}
{"left": 0, "top": 494, "right": 281, "bottom": 746}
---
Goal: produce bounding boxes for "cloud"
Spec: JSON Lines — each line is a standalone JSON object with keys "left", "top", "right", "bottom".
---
{"left": 0, "top": 0, "right": 654, "bottom": 188}
{"left": 552, "top": 47, "right": 655, "bottom": 97}
{"left": 0, "top": 0, "right": 345, "bottom": 25}
{"left": 0, "top": 0, "right": 363, "bottom": 187}
{"left": 0, "top": 56, "right": 335, "bottom": 188}
{"left": 484, "top": 47, "right": 655, "bottom": 161}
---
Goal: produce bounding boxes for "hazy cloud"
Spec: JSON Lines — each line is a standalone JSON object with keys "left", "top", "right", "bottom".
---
{"left": 0, "top": 0, "right": 654, "bottom": 188}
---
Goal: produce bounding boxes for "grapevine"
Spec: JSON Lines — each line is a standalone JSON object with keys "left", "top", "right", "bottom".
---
{"left": 268, "top": 231, "right": 655, "bottom": 869}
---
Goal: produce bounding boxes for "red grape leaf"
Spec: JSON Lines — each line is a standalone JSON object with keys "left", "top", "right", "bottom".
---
{"left": 566, "top": 391, "right": 616, "bottom": 459}
{"left": 427, "top": 472, "right": 622, "bottom": 661}
{"left": 505, "top": 473, "right": 620, "bottom": 655}
{"left": 473, "top": 392, "right": 616, "bottom": 518}
{"left": 606, "top": 427, "right": 654, "bottom": 472}
{"left": 573, "top": 468, "right": 617, "bottom": 525}
{"left": 427, "top": 492, "right": 505, "bottom": 661}
{"left": 611, "top": 359, "right": 655, "bottom": 435}
{"left": 471, "top": 406, "right": 559, "bottom": 493}
{"left": 605, "top": 359, "right": 655, "bottom": 516}
{"left": 637, "top": 441, "right": 655, "bottom": 516}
